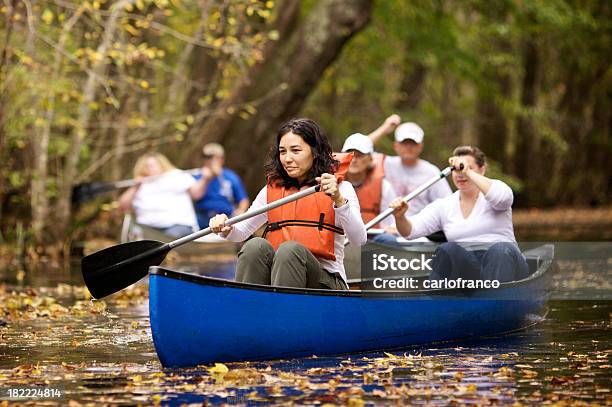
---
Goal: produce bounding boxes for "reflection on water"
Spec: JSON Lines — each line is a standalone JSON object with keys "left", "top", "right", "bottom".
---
{"left": 0, "top": 250, "right": 610, "bottom": 405}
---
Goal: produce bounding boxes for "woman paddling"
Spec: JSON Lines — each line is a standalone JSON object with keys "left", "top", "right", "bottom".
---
{"left": 210, "top": 118, "right": 367, "bottom": 290}
{"left": 389, "top": 146, "right": 529, "bottom": 283}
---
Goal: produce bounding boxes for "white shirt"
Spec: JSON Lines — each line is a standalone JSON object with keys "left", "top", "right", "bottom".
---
{"left": 378, "top": 179, "right": 397, "bottom": 228}
{"left": 224, "top": 181, "right": 367, "bottom": 284}
{"left": 132, "top": 170, "right": 198, "bottom": 230}
{"left": 407, "top": 180, "right": 517, "bottom": 244}
{"left": 383, "top": 156, "right": 452, "bottom": 215}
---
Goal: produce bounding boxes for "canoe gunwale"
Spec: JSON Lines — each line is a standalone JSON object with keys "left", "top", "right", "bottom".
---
{"left": 149, "top": 243, "right": 554, "bottom": 297}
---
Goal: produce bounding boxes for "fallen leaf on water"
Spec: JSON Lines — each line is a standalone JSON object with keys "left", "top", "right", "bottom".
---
{"left": 521, "top": 369, "right": 538, "bottom": 378}
{"left": 208, "top": 363, "right": 229, "bottom": 374}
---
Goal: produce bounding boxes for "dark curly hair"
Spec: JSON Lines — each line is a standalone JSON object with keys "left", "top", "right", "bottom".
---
{"left": 265, "top": 118, "right": 339, "bottom": 188}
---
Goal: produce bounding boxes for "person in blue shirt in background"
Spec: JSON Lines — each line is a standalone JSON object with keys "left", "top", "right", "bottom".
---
{"left": 192, "top": 143, "right": 250, "bottom": 229}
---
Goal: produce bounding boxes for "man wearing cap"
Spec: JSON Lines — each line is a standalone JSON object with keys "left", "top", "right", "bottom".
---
{"left": 341, "top": 133, "right": 397, "bottom": 229}
{"left": 191, "top": 143, "right": 250, "bottom": 229}
{"left": 368, "top": 114, "right": 452, "bottom": 216}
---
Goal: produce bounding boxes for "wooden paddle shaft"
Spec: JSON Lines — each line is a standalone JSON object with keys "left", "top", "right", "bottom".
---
{"left": 169, "top": 185, "right": 321, "bottom": 249}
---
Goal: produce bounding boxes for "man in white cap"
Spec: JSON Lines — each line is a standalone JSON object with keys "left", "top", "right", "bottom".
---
{"left": 368, "top": 114, "right": 451, "bottom": 215}
{"left": 341, "top": 133, "right": 396, "bottom": 229}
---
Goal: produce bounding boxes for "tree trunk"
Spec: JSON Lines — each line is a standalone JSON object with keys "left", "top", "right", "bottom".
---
{"left": 55, "top": 0, "right": 130, "bottom": 241}
{"left": 553, "top": 63, "right": 608, "bottom": 205}
{"left": 475, "top": 73, "right": 512, "bottom": 166}
{"left": 31, "top": 7, "right": 84, "bottom": 245}
{"left": 514, "top": 39, "right": 539, "bottom": 207}
{"left": 396, "top": 61, "right": 427, "bottom": 112}
{"left": 184, "top": 0, "right": 373, "bottom": 195}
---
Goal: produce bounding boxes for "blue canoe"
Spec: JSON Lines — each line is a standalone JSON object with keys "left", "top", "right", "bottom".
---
{"left": 149, "top": 244, "right": 554, "bottom": 367}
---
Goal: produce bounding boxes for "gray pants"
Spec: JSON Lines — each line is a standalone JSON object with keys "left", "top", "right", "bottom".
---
{"left": 236, "top": 237, "right": 347, "bottom": 290}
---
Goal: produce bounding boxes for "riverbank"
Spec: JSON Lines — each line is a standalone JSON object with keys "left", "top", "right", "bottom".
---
{"left": 514, "top": 206, "right": 612, "bottom": 241}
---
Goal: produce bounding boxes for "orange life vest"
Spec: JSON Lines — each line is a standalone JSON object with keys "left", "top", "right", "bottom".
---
{"left": 263, "top": 153, "right": 353, "bottom": 261}
{"left": 354, "top": 153, "right": 385, "bottom": 226}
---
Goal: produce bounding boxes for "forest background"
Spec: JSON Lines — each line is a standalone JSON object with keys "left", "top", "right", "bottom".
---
{"left": 0, "top": 0, "right": 609, "bottom": 255}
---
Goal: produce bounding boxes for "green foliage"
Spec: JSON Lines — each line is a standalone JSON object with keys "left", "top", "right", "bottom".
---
{"left": 0, "top": 0, "right": 277, "bottom": 242}
{"left": 304, "top": 0, "right": 610, "bottom": 206}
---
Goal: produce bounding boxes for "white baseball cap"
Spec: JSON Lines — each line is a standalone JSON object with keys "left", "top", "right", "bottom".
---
{"left": 395, "top": 122, "right": 424, "bottom": 144}
{"left": 341, "top": 133, "right": 374, "bottom": 154}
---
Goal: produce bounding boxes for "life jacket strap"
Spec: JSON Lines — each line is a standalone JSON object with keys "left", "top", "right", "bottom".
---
{"left": 263, "top": 219, "right": 344, "bottom": 237}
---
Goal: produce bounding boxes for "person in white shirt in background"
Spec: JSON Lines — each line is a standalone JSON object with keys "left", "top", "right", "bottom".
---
{"left": 341, "top": 133, "right": 397, "bottom": 230}
{"left": 368, "top": 114, "right": 452, "bottom": 215}
{"left": 210, "top": 118, "right": 366, "bottom": 290}
{"left": 389, "top": 146, "right": 529, "bottom": 283}
{"left": 119, "top": 153, "right": 199, "bottom": 238}
{"left": 367, "top": 114, "right": 452, "bottom": 244}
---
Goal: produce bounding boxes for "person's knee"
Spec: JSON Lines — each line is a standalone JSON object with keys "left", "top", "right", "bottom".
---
{"left": 275, "top": 241, "right": 307, "bottom": 261}
{"left": 239, "top": 237, "right": 274, "bottom": 258}
{"left": 437, "top": 242, "right": 463, "bottom": 257}
{"left": 487, "top": 242, "right": 514, "bottom": 257}
{"left": 483, "top": 243, "right": 522, "bottom": 265}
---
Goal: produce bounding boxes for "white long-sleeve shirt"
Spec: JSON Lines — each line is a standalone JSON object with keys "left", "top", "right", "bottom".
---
{"left": 406, "top": 180, "right": 517, "bottom": 244}
{"left": 224, "top": 181, "right": 367, "bottom": 283}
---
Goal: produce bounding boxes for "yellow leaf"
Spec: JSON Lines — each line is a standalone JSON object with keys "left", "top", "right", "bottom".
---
{"left": 124, "top": 24, "right": 139, "bottom": 36}
{"left": 208, "top": 363, "right": 229, "bottom": 374}
{"left": 268, "top": 30, "right": 279, "bottom": 41}
{"left": 256, "top": 9, "right": 270, "bottom": 19}
{"left": 20, "top": 55, "right": 33, "bottom": 65}
{"left": 347, "top": 397, "right": 364, "bottom": 407}
{"left": 139, "top": 80, "right": 149, "bottom": 89}
{"left": 42, "top": 9, "right": 54, "bottom": 24}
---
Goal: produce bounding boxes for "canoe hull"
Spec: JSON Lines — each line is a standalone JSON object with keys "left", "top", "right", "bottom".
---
{"left": 149, "top": 245, "right": 553, "bottom": 367}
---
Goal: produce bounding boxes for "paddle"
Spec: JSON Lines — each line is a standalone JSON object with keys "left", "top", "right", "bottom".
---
{"left": 82, "top": 184, "right": 321, "bottom": 299}
{"left": 344, "top": 165, "right": 457, "bottom": 245}
{"left": 71, "top": 168, "right": 202, "bottom": 204}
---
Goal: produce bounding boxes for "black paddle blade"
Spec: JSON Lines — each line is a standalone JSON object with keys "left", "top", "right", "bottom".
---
{"left": 72, "top": 182, "right": 116, "bottom": 205}
{"left": 81, "top": 240, "right": 170, "bottom": 299}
